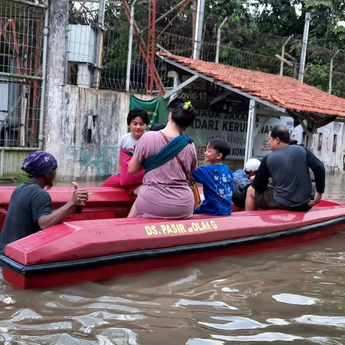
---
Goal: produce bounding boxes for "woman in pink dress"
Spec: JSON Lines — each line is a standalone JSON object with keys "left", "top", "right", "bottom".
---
{"left": 128, "top": 103, "right": 197, "bottom": 219}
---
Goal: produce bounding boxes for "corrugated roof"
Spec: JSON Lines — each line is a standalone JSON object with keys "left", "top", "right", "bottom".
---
{"left": 159, "top": 53, "right": 345, "bottom": 118}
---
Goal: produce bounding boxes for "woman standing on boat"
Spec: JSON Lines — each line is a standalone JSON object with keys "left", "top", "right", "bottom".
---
{"left": 128, "top": 102, "right": 197, "bottom": 219}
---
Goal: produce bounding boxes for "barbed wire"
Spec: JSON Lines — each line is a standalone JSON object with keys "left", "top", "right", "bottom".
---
{"left": 65, "top": 0, "right": 345, "bottom": 96}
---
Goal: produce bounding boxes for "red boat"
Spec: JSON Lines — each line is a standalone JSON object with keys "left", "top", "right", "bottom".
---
{"left": 0, "top": 186, "right": 344, "bottom": 289}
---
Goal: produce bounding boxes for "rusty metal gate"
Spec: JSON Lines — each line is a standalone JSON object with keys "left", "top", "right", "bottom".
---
{"left": 0, "top": 0, "right": 48, "bottom": 177}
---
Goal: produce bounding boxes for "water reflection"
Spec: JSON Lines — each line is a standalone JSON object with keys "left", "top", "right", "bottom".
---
{"left": 295, "top": 315, "right": 345, "bottom": 328}
{"left": 1, "top": 237, "right": 345, "bottom": 344}
{"left": 199, "top": 316, "right": 267, "bottom": 330}
{"left": 272, "top": 293, "right": 319, "bottom": 305}
{"left": 210, "top": 332, "right": 304, "bottom": 342}
{"left": 0, "top": 174, "right": 345, "bottom": 344}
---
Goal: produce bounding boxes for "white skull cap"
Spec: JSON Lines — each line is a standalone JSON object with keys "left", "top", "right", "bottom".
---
{"left": 245, "top": 158, "right": 261, "bottom": 172}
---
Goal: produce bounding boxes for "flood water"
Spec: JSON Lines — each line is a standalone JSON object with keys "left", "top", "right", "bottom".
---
{"left": 1, "top": 174, "right": 345, "bottom": 344}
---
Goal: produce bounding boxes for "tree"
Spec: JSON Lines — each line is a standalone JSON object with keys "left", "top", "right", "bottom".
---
{"left": 68, "top": 0, "right": 345, "bottom": 97}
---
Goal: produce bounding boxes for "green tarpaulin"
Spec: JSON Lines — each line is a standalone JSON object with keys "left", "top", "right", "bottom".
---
{"left": 129, "top": 95, "right": 169, "bottom": 127}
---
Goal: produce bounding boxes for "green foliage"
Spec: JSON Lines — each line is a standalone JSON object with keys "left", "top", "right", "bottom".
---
{"left": 255, "top": 0, "right": 301, "bottom": 36}
{"left": 305, "top": 63, "right": 329, "bottom": 90}
{"left": 90, "top": 0, "right": 345, "bottom": 97}
{"left": 210, "top": 0, "right": 345, "bottom": 97}
{"left": 12, "top": 174, "right": 29, "bottom": 184}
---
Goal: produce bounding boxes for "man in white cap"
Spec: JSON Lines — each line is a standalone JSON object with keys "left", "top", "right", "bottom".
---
{"left": 232, "top": 158, "right": 261, "bottom": 209}
{"left": 234, "top": 158, "right": 261, "bottom": 188}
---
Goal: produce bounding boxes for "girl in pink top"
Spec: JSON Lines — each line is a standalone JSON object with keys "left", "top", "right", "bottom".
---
{"left": 128, "top": 103, "right": 198, "bottom": 219}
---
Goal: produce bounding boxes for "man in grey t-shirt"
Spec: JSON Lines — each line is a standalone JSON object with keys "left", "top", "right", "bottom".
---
{"left": 245, "top": 126, "right": 325, "bottom": 211}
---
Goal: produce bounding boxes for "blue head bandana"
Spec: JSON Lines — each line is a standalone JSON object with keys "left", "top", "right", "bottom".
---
{"left": 21, "top": 151, "right": 58, "bottom": 177}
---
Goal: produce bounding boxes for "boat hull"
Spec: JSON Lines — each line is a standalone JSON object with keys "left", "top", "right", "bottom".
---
{"left": 1, "top": 186, "right": 345, "bottom": 289}
{"left": 0, "top": 196, "right": 345, "bottom": 289}
{"left": 1, "top": 215, "right": 345, "bottom": 289}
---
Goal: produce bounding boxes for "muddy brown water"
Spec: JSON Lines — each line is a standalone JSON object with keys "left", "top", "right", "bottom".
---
{"left": 1, "top": 174, "right": 345, "bottom": 344}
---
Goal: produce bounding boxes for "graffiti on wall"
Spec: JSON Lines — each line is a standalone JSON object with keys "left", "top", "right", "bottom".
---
{"left": 65, "top": 145, "right": 118, "bottom": 177}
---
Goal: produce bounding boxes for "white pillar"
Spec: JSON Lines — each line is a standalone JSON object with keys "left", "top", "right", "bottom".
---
{"left": 126, "top": 0, "right": 139, "bottom": 92}
{"left": 215, "top": 17, "right": 228, "bottom": 64}
{"left": 298, "top": 12, "right": 311, "bottom": 82}
{"left": 329, "top": 49, "right": 340, "bottom": 94}
{"left": 193, "top": 0, "right": 205, "bottom": 59}
{"left": 93, "top": 0, "right": 106, "bottom": 88}
{"left": 244, "top": 99, "right": 256, "bottom": 167}
{"left": 45, "top": 0, "right": 69, "bottom": 155}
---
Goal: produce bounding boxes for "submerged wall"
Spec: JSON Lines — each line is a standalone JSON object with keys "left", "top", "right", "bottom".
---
{"left": 312, "top": 122, "right": 345, "bottom": 173}
{"left": 293, "top": 122, "right": 345, "bottom": 173}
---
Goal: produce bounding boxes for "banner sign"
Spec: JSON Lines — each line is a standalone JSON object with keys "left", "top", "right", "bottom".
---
{"left": 186, "top": 110, "right": 294, "bottom": 159}
{"left": 169, "top": 77, "right": 247, "bottom": 114}
{"left": 130, "top": 95, "right": 169, "bottom": 126}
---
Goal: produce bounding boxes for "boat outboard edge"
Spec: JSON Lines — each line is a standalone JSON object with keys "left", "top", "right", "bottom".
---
{"left": 1, "top": 214, "right": 345, "bottom": 276}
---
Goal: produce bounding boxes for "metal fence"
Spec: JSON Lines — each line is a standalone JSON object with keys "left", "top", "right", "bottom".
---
{"left": 66, "top": 3, "right": 282, "bottom": 95}
{"left": 157, "top": 31, "right": 281, "bottom": 74}
{"left": 304, "top": 66, "right": 345, "bottom": 99}
{"left": 0, "top": 0, "right": 47, "bottom": 148}
{"left": 100, "top": 27, "right": 282, "bottom": 93}
{"left": 66, "top": 2, "right": 345, "bottom": 99}
{"left": 330, "top": 70, "right": 345, "bottom": 98}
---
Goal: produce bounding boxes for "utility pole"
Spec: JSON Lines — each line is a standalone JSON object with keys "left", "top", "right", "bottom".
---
{"left": 193, "top": 0, "right": 205, "bottom": 59}
{"left": 45, "top": 0, "right": 69, "bottom": 156}
{"left": 191, "top": 0, "right": 197, "bottom": 51}
{"left": 93, "top": 0, "right": 106, "bottom": 88}
{"left": 298, "top": 12, "right": 311, "bottom": 82}
{"left": 126, "top": 0, "right": 138, "bottom": 92}
{"left": 215, "top": 17, "right": 228, "bottom": 64}
{"left": 329, "top": 49, "right": 340, "bottom": 94}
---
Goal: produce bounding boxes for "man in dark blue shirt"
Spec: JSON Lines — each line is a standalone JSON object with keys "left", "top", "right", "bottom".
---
{"left": 0, "top": 151, "right": 89, "bottom": 254}
{"left": 245, "top": 126, "right": 325, "bottom": 211}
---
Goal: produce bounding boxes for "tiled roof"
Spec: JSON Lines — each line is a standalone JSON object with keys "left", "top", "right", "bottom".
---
{"left": 159, "top": 53, "right": 345, "bottom": 118}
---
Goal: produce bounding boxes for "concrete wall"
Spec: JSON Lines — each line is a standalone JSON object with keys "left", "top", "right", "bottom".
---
{"left": 45, "top": 86, "right": 150, "bottom": 181}
{"left": 311, "top": 122, "right": 345, "bottom": 173}
{"left": 43, "top": 0, "right": 152, "bottom": 181}
{"left": 44, "top": 84, "right": 242, "bottom": 180}
{"left": 0, "top": 148, "right": 36, "bottom": 179}
{"left": 293, "top": 122, "right": 345, "bottom": 173}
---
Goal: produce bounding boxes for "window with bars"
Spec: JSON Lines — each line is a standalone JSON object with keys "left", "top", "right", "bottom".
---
{"left": 318, "top": 133, "right": 323, "bottom": 151}
{"left": 333, "top": 134, "right": 337, "bottom": 152}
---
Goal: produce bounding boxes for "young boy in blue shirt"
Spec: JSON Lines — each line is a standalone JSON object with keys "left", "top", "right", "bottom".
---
{"left": 192, "top": 139, "right": 234, "bottom": 216}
